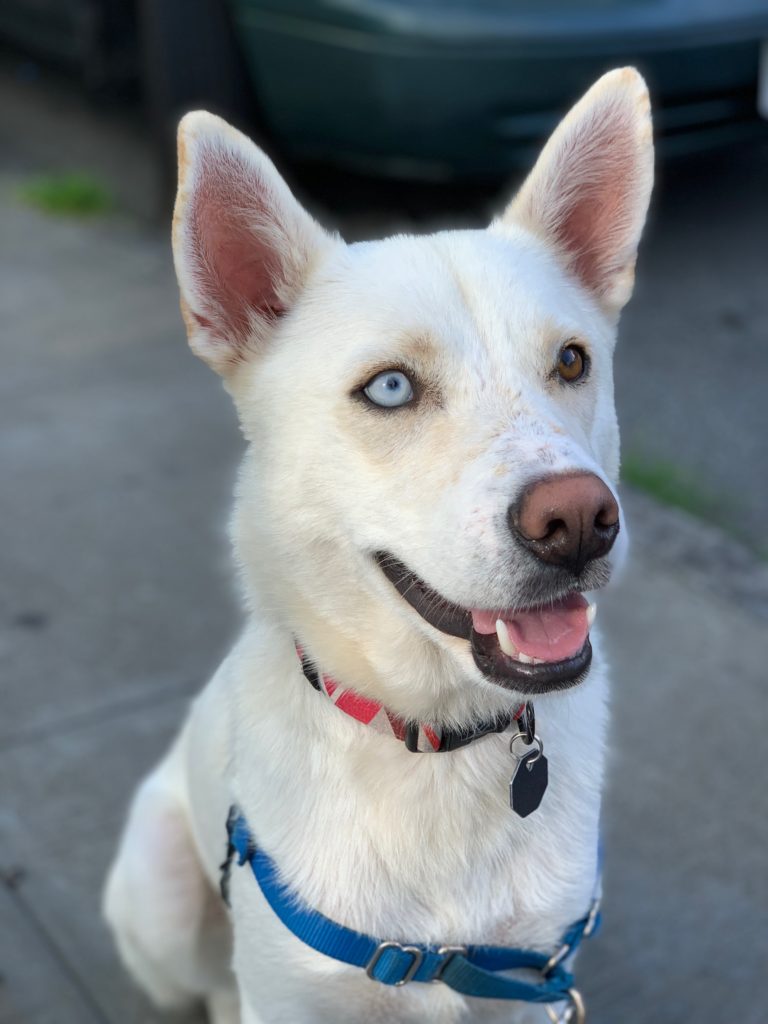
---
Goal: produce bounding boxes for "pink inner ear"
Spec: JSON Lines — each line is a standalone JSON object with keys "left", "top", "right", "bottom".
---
{"left": 186, "top": 151, "right": 286, "bottom": 347}
{"left": 549, "top": 107, "right": 639, "bottom": 297}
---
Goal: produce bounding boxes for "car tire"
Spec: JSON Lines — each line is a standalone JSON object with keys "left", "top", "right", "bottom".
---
{"left": 137, "top": 0, "right": 260, "bottom": 207}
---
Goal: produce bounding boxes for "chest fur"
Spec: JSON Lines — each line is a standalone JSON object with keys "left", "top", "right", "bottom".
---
{"left": 226, "top": 647, "right": 607, "bottom": 954}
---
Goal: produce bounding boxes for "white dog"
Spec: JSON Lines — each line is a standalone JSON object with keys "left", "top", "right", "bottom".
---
{"left": 104, "top": 68, "right": 653, "bottom": 1024}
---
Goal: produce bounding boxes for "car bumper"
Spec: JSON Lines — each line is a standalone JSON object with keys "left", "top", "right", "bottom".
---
{"left": 229, "top": 1, "right": 768, "bottom": 177}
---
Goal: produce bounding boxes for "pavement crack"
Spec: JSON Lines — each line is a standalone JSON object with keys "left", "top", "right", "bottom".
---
{"left": 3, "top": 882, "right": 113, "bottom": 1024}
{"left": 0, "top": 678, "right": 196, "bottom": 754}
{"left": 0, "top": 865, "right": 26, "bottom": 889}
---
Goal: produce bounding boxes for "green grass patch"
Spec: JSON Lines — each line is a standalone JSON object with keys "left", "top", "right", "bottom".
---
{"left": 623, "top": 453, "right": 766, "bottom": 560}
{"left": 621, "top": 453, "right": 720, "bottom": 522}
{"left": 17, "top": 172, "right": 113, "bottom": 216}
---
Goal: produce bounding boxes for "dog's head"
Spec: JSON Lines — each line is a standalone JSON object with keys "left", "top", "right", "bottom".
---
{"left": 172, "top": 69, "right": 653, "bottom": 720}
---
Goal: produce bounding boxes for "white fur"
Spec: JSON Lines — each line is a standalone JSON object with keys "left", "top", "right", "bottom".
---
{"left": 104, "top": 68, "right": 653, "bottom": 1023}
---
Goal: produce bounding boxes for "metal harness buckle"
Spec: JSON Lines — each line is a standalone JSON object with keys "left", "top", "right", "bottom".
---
{"left": 431, "top": 945, "right": 468, "bottom": 983}
{"left": 544, "top": 891, "right": 602, "bottom": 977}
{"left": 542, "top": 896, "right": 598, "bottom": 1024}
{"left": 543, "top": 939, "right": 572, "bottom": 976}
{"left": 582, "top": 895, "right": 601, "bottom": 938}
{"left": 365, "top": 941, "right": 424, "bottom": 986}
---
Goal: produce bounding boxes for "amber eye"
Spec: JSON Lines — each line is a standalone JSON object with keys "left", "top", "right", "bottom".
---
{"left": 556, "top": 344, "right": 587, "bottom": 383}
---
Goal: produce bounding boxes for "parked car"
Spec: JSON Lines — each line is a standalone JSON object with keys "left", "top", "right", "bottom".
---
{"left": 3, "top": 0, "right": 768, "bottom": 179}
{"left": 222, "top": 0, "right": 768, "bottom": 177}
{"left": 0, "top": 0, "right": 139, "bottom": 94}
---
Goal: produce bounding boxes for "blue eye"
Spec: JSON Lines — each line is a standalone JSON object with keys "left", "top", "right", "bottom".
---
{"left": 363, "top": 370, "right": 415, "bottom": 408}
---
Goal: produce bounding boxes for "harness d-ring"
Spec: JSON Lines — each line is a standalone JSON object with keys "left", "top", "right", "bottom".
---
{"left": 546, "top": 988, "right": 586, "bottom": 1024}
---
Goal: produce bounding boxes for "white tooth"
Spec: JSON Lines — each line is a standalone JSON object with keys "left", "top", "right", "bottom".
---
{"left": 518, "top": 652, "right": 535, "bottom": 665}
{"left": 532, "top": 657, "right": 545, "bottom": 665}
{"left": 586, "top": 602, "right": 597, "bottom": 628}
{"left": 495, "top": 619, "right": 518, "bottom": 658}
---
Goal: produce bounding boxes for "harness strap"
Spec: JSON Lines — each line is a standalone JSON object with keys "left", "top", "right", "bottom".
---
{"left": 225, "top": 811, "right": 600, "bottom": 1007}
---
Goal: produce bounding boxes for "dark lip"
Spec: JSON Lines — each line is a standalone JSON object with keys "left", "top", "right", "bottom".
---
{"left": 470, "top": 630, "right": 592, "bottom": 694}
{"left": 374, "top": 552, "right": 472, "bottom": 639}
{"left": 374, "top": 551, "right": 593, "bottom": 694}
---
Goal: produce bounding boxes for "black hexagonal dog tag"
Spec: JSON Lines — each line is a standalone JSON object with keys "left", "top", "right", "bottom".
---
{"left": 509, "top": 751, "right": 549, "bottom": 817}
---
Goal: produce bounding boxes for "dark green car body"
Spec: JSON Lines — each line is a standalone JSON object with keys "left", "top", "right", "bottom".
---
{"left": 228, "top": 0, "right": 768, "bottom": 178}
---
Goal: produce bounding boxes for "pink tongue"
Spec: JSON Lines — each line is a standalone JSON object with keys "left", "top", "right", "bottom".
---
{"left": 471, "top": 594, "right": 589, "bottom": 662}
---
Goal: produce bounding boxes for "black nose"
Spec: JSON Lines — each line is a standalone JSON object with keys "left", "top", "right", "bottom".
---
{"left": 509, "top": 472, "right": 619, "bottom": 575}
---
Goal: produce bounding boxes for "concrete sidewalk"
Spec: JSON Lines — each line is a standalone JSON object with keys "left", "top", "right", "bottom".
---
{"left": 2, "top": 64, "right": 767, "bottom": 1024}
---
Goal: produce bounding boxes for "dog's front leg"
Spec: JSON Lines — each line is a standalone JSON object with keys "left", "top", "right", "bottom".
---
{"left": 206, "top": 987, "right": 242, "bottom": 1024}
{"left": 238, "top": 994, "right": 270, "bottom": 1024}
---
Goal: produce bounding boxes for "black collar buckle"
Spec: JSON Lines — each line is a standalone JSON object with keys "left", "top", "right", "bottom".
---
{"left": 437, "top": 713, "right": 517, "bottom": 752}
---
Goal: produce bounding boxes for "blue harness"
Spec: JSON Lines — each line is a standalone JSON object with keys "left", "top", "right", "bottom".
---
{"left": 223, "top": 808, "right": 601, "bottom": 1020}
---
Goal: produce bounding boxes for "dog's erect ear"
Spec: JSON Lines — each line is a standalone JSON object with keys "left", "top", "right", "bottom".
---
{"left": 496, "top": 68, "right": 653, "bottom": 317}
{"left": 172, "top": 112, "right": 333, "bottom": 375}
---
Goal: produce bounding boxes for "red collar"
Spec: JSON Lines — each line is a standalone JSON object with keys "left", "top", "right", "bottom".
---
{"left": 296, "top": 645, "right": 525, "bottom": 753}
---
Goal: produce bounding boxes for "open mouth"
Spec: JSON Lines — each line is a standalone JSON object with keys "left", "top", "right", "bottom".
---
{"left": 374, "top": 553, "right": 594, "bottom": 694}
